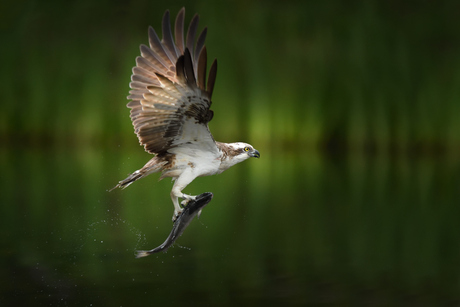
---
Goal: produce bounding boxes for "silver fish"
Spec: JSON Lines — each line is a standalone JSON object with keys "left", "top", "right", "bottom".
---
{"left": 136, "top": 192, "right": 213, "bottom": 258}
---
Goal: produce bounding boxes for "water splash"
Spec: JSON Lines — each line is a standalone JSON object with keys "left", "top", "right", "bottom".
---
{"left": 77, "top": 217, "right": 147, "bottom": 254}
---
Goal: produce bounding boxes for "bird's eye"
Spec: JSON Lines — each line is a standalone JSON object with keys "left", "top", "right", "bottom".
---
{"left": 244, "top": 147, "right": 250, "bottom": 152}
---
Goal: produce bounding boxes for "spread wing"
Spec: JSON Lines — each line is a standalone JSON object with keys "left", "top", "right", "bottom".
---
{"left": 127, "top": 8, "right": 218, "bottom": 155}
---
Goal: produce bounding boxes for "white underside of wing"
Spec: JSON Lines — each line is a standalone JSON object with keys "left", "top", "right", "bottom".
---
{"left": 169, "top": 117, "right": 219, "bottom": 156}
{"left": 166, "top": 118, "right": 222, "bottom": 178}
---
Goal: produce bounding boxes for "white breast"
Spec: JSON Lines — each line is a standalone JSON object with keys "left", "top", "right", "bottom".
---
{"left": 168, "top": 144, "right": 221, "bottom": 177}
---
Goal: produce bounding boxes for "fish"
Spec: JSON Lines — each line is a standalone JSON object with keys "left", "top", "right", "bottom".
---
{"left": 135, "top": 192, "right": 213, "bottom": 258}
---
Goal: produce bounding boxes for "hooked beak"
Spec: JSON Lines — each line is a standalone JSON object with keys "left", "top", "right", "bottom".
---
{"left": 249, "top": 149, "right": 260, "bottom": 158}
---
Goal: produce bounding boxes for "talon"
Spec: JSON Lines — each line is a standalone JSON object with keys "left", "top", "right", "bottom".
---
{"left": 172, "top": 209, "right": 183, "bottom": 222}
{"left": 180, "top": 195, "right": 196, "bottom": 208}
{"left": 180, "top": 199, "right": 189, "bottom": 208}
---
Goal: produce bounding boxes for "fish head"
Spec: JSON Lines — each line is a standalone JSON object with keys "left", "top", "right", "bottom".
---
{"left": 187, "top": 192, "right": 213, "bottom": 217}
{"left": 194, "top": 192, "right": 213, "bottom": 208}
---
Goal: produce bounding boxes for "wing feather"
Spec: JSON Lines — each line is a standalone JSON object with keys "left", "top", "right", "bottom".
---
{"left": 131, "top": 73, "right": 156, "bottom": 85}
{"left": 129, "top": 81, "right": 150, "bottom": 89}
{"left": 207, "top": 59, "right": 217, "bottom": 97}
{"left": 161, "top": 10, "right": 179, "bottom": 60}
{"left": 139, "top": 45, "right": 169, "bottom": 76}
{"left": 132, "top": 66, "right": 157, "bottom": 81}
{"left": 126, "top": 8, "right": 218, "bottom": 155}
{"left": 148, "top": 27, "right": 174, "bottom": 68}
{"left": 194, "top": 27, "right": 207, "bottom": 75}
{"left": 183, "top": 49, "right": 197, "bottom": 89}
{"left": 127, "top": 94, "right": 144, "bottom": 100}
{"left": 174, "top": 8, "right": 185, "bottom": 54}
{"left": 186, "top": 14, "right": 199, "bottom": 55}
{"left": 197, "top": 46, "right": 207, "bottom": 91}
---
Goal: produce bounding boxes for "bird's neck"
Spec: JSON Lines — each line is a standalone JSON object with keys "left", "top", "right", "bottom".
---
{"left": 216, "top": 141, "right": 245, "bottom": 172}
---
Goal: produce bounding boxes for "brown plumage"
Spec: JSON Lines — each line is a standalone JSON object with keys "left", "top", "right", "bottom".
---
{"left": 127, "top": 8, "right": 217, "bottom": 155}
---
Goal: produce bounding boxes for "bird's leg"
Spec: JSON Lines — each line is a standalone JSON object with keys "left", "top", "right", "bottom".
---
{"left": 170, "top": 191, "right": 184, "bottom": 222}
{"left": 170, "top": 172, "right": 197, "bottom": 221}
{"left": 170, "top": 189, "right": 197, "bottom": 221}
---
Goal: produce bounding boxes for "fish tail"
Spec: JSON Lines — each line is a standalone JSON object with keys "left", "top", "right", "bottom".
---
{"left": 109, "top": 157, "right": 168, "bottom": 191}
{"left": 135, "top": 250, "right": 151, "bottom": 258}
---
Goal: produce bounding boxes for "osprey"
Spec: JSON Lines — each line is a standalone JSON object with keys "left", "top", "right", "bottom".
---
{"left": 113, "top": 8, "right": 260, "bottom": 220}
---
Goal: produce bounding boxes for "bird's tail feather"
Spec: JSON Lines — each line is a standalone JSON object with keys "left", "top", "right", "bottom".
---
{"left": 109, "top": 157, "right": 168, "bottom": 191}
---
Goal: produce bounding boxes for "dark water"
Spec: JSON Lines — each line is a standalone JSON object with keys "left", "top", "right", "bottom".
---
{"left": 1, "top": 147, "right": 459, "bottom": 306}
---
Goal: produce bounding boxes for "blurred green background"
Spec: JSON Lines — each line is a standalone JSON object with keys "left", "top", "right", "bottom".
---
{"left": 1, "top": 0, "right": 460, "bottom": 305}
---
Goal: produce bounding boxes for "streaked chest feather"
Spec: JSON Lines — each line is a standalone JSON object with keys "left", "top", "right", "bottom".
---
{"left": 163, "top": 147, "right": 221, "bottom": 178}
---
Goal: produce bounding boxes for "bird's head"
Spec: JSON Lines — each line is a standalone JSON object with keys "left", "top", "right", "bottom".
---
{"left": 230, "top": 142, "right": 260, "bottom": 161}
{"left": 217, "top": 142, "right": 260, "bottom": 171}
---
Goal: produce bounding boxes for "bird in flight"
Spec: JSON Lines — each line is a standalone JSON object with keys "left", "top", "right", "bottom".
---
{"left": 112, "top": 8, "right": 260, "bottom": 221}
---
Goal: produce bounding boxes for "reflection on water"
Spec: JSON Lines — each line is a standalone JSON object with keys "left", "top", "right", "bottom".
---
{"left": 1, "top": 147, "right": 459, "bottom": 305}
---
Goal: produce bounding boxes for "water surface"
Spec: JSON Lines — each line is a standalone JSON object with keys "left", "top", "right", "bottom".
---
{"left": 1, "top": 147, "right": 459, "bottom": 306}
